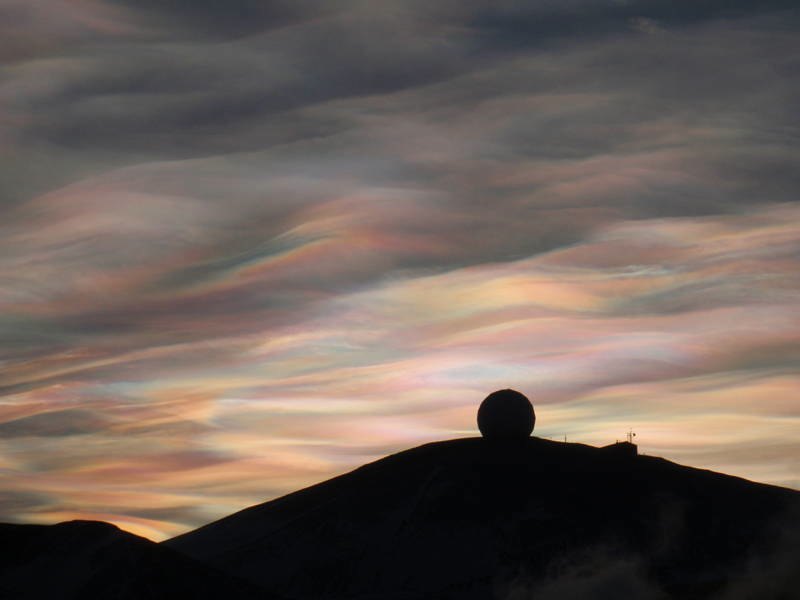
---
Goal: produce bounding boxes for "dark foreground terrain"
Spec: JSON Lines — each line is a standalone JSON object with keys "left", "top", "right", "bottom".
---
{"left": 0, "top": 519, "right": 267, "bottom": 599}
{"left": 3, "top": 438, "right": 798, "bottom": 599}
{"left": 167, "top": 438, "right": 800, "bottom": 599}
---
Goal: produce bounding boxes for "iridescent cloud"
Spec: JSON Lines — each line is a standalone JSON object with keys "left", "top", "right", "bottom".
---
{"left": 0, "top": 1, "right": 798, "bottom": 540}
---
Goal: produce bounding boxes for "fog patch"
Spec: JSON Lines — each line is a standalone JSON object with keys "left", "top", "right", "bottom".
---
{"left": 504, "top": 546, "right": 668, "bottom": 600}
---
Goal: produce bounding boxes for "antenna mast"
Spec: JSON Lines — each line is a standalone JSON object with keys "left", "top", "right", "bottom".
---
{"left": 627, "top": 428, "right": 636, "bottom": 444}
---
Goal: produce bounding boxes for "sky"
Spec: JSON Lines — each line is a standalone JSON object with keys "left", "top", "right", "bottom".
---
{"left": 0, "top": 0, "right": 798, "bottom": 541}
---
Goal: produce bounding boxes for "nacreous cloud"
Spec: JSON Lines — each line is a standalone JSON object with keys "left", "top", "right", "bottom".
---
{"left": 0, "top": 1, "right": 798, "bottom": 539}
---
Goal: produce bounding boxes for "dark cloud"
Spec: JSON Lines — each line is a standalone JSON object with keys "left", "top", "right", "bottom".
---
{"left": 103, "top": 0, "right": 800, "bottom": 44}
{"left": 468, "top": 0, "right": 799, "bottom": 51}
{"left": 110, "top": 0, "right": 340, "bottom": 39}
{"left": 0, "top": 490, "right": 54, "bottom": 518}
{"left": 0, "top": 410, "right": 110, "bottom": 438}
{"left": 0, "top": 1, "right": 140, "bottom": 64}
{"left": 6, "top": 5, "right": 794, "bottom": 186}
{"left": 21, "top": 16, "right": 467, "bottom": 156}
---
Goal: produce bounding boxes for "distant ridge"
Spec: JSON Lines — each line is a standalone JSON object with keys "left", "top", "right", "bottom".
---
{"left": 166, "top": 437, "right": 800, "bottom": 599}
{"left": 0, "top": 519, "right": 270, "bottom": 599}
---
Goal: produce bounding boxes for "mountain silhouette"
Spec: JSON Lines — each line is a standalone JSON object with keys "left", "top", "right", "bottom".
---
{"left": 165, "top": 437, "right": 800, "bottom": 599}
{"left": 0, "top": 519, "right": 270, "bottom": 599}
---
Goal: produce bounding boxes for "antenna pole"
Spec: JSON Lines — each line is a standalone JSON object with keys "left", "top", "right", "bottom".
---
{"left": 627, "top": 428, "right": 637, "bottom": 444}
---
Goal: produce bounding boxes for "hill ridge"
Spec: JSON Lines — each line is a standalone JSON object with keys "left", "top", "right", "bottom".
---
{"left": 165, "top": 437, "right": 800, "bottom": 599}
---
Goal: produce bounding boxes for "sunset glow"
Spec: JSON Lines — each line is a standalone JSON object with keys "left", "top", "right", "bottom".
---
{"left": 1, "top": 1, "right": 798, "bottom": 540}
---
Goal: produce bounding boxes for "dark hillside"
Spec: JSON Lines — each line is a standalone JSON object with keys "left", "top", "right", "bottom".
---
{"left": 0, "top": 519, "right": 269, "bottom": 599}
{"left": 167, "top": 437, "right": 800, "bottom": 599}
